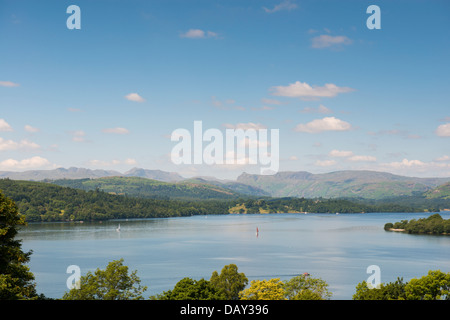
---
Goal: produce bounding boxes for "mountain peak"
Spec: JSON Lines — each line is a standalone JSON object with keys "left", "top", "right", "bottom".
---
{"left": 124, "top": 167, "right": 184, "bottom": 182}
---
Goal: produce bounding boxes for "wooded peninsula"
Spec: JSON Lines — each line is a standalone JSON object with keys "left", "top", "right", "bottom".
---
{"left": 384, "top": 213, "right": 450, "bottom": 235}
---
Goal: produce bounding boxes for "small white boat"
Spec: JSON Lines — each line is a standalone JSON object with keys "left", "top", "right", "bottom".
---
{"left": 116, "top": 224, "right": 121, "bottom": 232}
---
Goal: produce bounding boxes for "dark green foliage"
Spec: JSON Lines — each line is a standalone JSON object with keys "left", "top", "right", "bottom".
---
{"left": 209, "top": 264, "right": 248, "bottom": 300}
{"left": 385, "top": 213, "right": 450, "bottom": 235}
{"left": 0, "top": 191, "right": 38, "bottom": 299}
{"left": 353, "top": 278, "right": 407, "bottom": 300}
{"left": 0, "top": 179, "right": 232, "bottom": 222}
{"left": 353, "top": 271, "right": 450, "bottom": 300}
{"left": 232, "top": 196, "right": 418, "bottom": 214}
{"left": 153, "top": 277, "right": 222, "bottom": 300}
{"left": 62, "top": 259, "right": 147, "bottom": 300}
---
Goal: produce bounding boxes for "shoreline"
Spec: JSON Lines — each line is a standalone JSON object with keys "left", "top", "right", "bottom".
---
{"left": 386, "top": 228, "right": 449, "bottom": 236}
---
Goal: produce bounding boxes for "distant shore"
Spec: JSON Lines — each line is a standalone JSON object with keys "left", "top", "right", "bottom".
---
{"left": 387, "top": 228, "right": 406, "bottom": 232}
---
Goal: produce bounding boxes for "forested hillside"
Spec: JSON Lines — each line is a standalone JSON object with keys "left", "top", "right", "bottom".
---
{"left": 49, "top": 176, "right": 243, "bottom": 200}
{"left": 0, "top": 179, "right": 441, "bottom": 223}
{"left": 0, "top": 179, "right": 232, "bottom": 222}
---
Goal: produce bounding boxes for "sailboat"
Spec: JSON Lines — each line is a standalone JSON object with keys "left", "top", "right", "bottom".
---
{"left": 116, "top": 224, "right": 121, "bottom": 232}
{"left": 256, "top": 227, "right": 259, "bottom": 236}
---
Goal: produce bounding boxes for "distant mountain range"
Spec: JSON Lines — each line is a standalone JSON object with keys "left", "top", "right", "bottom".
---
{"left": 0, "top": 167, "right": 184, "bottom": 183}
{"left": 1, "top": 167, "right": 450, "bottom": 201}
{"left": 50, "top": 176, "right": 245, "bottom": 200}
{"left": 235, "top": 171, "right": 450, "bottom": 200}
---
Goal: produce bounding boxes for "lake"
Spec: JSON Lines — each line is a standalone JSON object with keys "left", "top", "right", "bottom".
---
{"left": 18, "top": 212, "right": 450, "bottom": 300}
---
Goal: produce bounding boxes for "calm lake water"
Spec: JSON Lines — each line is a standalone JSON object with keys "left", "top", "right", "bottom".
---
{"left": 18, "top": 212, "right": 450, "bottom": 300}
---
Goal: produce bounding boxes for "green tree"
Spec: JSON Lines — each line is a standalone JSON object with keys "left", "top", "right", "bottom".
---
{"left": 155, "top": 277, "right": 221, "bottom": 300}
{"left": 239, "top": 278, "right": 286, "bottom": 300}
{"left": 210, "top": 264, "right": 248, "bottom": 300}
{"left": 404, "top": 270, "right": 450, "bottom": 300}
{"left": 0, "top": 191, "right": 38, "bottom": 299}
{"left": 283, "top": 274, "right": 332, "bottom": 300}
{"left": 62, "top": 259, "right": 147, "bottom": 300}
{"left": 384, "top": 222, "right": 394, "bottom": 231}
{"left": 353, "top": 281, "right": 385, "bottom": 300}
{"left": 352, "top": 278, "right": 406, "bottom": 300}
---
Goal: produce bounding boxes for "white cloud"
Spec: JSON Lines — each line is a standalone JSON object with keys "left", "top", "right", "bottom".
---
{"left": 88, "top": 158, "right": 137, "bottom": 167}
{"left": 0, "top": 119, "right": 13, "bottom": 131}
{"left": 211, "top": 96, "right": 223, "bottom": 108}
{"left": 206, "top": 31, "right": 218, "bottom": 38}
{"left": 311, "top": 35, "right": 352, "bottom": 49}
{"left": 0, "top": 138, "right": 40, "bottom": 151}
{"left": 385, "top": 159, "right": 426, "bottom": 168}
{"left": 0, "top": 81, "right": 20, "bottom": 87}
{"left": 270, "top": 81, "right": 354, "bottom": 99}
{"left": 124, "top": 158, "right": 138, "bottom": 165}
{"left": 181, "top": 29, "right": 205, "bottom": 38}
{"left": 329, "top": 149, "right": 354, "bottom": 157}
{"left": 71, "top": 130, "right": 87, "bottom": 142}
{"left": 223, "top": 122, "right": 267, "bottom": 130}
{"left": 102, "top": 127, "right": 130, "bottom": 134}
{"left": 263, "top": 0, "right": 298, "bottom": 13}
{"left": 348, "top": 155, "right": 377, "bottom": 162}
{"left": 328, "top": 149, "right": 376, "bottom": 162}
{"left": 125, "top": 93, "right": 145, "bottom": 103}
{"left": 261, "top": 98, "right": 282, "bottom": 105}
{"left": 435, "top": 123, "right": 450, "bottom": 137}
{"left": 0, "top": 156, "right": 52, "bottom": 170}
{"left": 180, "top": 29, "right": 219, "bottom": 39}
{"left": 211, "top": 96, "right": 242, "bottom": 110}
{"left": 24, "top": 125, "right": 40, "bottom": 133}
{"left": 315, "top": 160, "right": 337, "bottom": 167}
{"left": 301, "top": 104, "right": 333, "bottom": 114}
{"left": 435, "top": 155, "right": 450, "bottom": 162}
{"left": 239, "top": 137, "right": 270, "bottom": 149}
{"left": 377, "top": 158, "right": 450, "bottom": 177}
{"left": 294, "top": 117, "right": 352, "bottom": 133}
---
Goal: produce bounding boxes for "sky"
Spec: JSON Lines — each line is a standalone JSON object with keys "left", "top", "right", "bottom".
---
{"left": 1, "top": 0, "right": 449, "bottom": 179}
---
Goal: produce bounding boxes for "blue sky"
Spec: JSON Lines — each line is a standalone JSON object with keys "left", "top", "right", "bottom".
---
{"left": 1, "top": 0, "right": 449, "bottom": 179}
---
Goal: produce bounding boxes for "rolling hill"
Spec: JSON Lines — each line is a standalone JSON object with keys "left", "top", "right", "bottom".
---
{"left": 2, "top": 166, "right": 450, "bottom": 201}
{"left": 49, "top": 176, "right": 247, "bottom": 200}
{"left": 0, "top": 179, "right": 232, "bottom": 222}
{"left": 0, "top": 167, "right": 184, "bottom": 182}
{"left": 235, "top": 170, "right": 450, "bottom": 200}
{"left": 424, "top": 182, "right": 450, "bottom": 200}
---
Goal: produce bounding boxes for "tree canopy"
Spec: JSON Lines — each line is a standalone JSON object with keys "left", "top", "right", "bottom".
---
{"left": 283, "top": 274, "right": 332, "bottom": 300}
{"left": 153, "top": 277, "right": 222, "bottom": 300}
{"left": 385, "top": 213, "right": 450, "bottom": 235}
{"left": 0, "top": 191, "right": 38, "bottom": 299}
{"left": 353, "top": 270, "right": 450, "bottom": 300}
{"left": 209, "top": 263, "right": 248, "bottom": 300}
{"left": 239, "top": 278, "right": 286, "bottom": 300}
{"left": 62, "top": 259, "right": 147, "bottom": 300}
